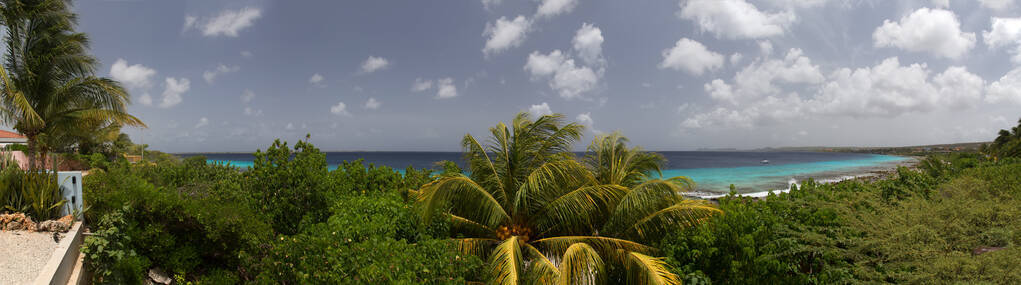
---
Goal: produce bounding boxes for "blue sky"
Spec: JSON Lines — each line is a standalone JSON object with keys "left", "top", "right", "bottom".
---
{"left": 62, "top": 0, "right": 1021, "bottom": 152}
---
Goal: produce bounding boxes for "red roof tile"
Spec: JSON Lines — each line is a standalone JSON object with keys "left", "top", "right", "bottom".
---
{"left": 0, "top": 129, "right": 26, "bottom": 139}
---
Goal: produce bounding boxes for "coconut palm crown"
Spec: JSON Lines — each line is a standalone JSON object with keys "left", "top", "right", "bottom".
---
{"left": 0, "top": 0, "right": 144, "bottom": 169}
{"left": 414, "top": 112, "right": 720, "bottom": 284}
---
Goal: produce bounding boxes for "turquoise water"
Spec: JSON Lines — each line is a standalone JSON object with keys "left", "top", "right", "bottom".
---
{"left": 661, "top": 154, "right": 911, "bottom": 193}
{"left": 194, "top": 152, "right": 913, "bottom": 194}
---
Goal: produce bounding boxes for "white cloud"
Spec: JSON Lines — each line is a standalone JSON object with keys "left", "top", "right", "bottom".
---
{"left": 411, "top": 78, "right": 434, "bottom": 92}
{"left": 330, "top": 101, "right": 351, "bottom": 116}
{"left": 183, "top": 15, "right": 197, "bottom": 31}
{"left": 240, "top": 50, "right": 253, "bottom": 58}
{"left": 241, "top": 89, "right": 256, "bottom": 103}
{"left": 872, "top": 8, "right": 975, "bottom": 59}
{"left": 537, "top": 0, "right": 579, "bottom": 18}
{"left": 525, "top": 50, "right": 601, "bottom": 99}
{"left": 285, "top": 123, "right": 295, "bottom": 130}
{"left": 930, "top": 0, "right": 949, "bottom": 8}
{"left": 195, "top": 117, "right": 209, "bottom": 128}
{"left": 436, "top": 78, "right": 459, "bottom": 99}
{"left": 110, "top": 58, "right": 156, "bottom": 90}
{"left": 483, "top": 15, "right": 532, "bottom": 57}
{"left": 159, "top": 77, "right": 190, "bottom": 108}
{"left": 705, "top": 48, "right": 824, "bottom": 104}
{"left": 309, "top": 73, "right": 325, "bottom": 86}
{"left": 364, "top": 97, "right": 382, "bottom": 110}
{"left": 730, "top": 53, "right": 743, "bottom": 65}
{"left": 139, "top": 93, "right": 153, "bottom": 106}
{"left": 979, "top": 0, "right": 1015, "bottom": 11}
{"left": 983, "top": 17, "right": 1021, "bottom": 63}
{"left": 572, "top": 23, "right": 604, "bottom": 66}
{"left": 528, "top": 102, "right": 553, "bottom": 117}
{"left": 482, "top": 0, "right": 502, "bottom": 11}
{"left": 659, "top": 38, "right": 724, "bottom": 75}
{"left": 678, "top": 0, "right": 796, "bottom": 40}
{"left": 202, "top": 64, "right": 239, "bottom": 84}
{"left": 811, "top": 57, "right": 981, "bottom": 117}
{"left": 576, "top": 112, "right": 601, "bottom": 133}
{"left": 190, "top": 7, "right": 262, "bottom": 37}
{"left": 360, "top": 56, "right": 390, "bottom": 73}
{"left": 933, "top": 66, "right": 984, "bottom": 108}
{"left": 987, "top": 67, "right": 1021, "bottom": 105}
{"left": 524, "top": 50, "right": 567, "bottom": 77}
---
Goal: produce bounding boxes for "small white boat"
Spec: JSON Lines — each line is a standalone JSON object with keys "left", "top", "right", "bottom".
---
{"left": 760, "top": 159, "right": 769, "bottom": 164}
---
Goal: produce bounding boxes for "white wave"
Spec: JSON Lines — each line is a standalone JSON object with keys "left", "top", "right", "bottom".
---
{"left": 689, "top": 174, "right": 877, "bottom": 200}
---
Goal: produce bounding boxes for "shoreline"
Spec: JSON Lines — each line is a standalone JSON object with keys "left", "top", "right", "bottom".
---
{"left": 684, "top": 156, "right": 918, "bottom": 200}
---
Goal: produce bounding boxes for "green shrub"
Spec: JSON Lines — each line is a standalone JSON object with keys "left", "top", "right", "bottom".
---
{"left": 0, "top": 167, "right": 66, "bottom": 220}
{"left": 247, "top": 138, "right": 332, "bottom": 235}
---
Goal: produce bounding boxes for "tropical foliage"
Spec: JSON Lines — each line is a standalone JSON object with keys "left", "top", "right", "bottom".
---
{"left": 985, "top": 117, "right": 1021, "bottom": 159}
{"left": 0, "top": 0, "right": 144, "bottom": 170}
{"left": 0, "top": 166, "right": 65, "bottom": 220}
{"left": 414, "top": 112, "right": 720, "bottom": 284}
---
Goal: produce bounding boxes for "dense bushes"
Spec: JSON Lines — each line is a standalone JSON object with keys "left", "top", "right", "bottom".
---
{"left": 660, "top": 157, "right": 1021, "bottom": 284}
{"left": 81, "top": 138, "right": 483, "bottom": 283}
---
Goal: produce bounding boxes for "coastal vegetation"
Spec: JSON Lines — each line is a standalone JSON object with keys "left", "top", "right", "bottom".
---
{"left": 70, "top": 115, "right": 1021, "bottom": 284}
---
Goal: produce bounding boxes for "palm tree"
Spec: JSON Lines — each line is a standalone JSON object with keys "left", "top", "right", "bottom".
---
{"left": 414, "top": 112, "right": 720, "bottom": 284}
{"left": 0, "top": 0, "right": 143, "bottom": 169}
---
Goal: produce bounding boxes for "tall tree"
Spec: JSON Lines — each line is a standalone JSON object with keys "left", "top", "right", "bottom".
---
{"left": 0, "top": 0, "right": 143, "bottom": 169}
{"left": 414, "top": 112, "right": 720, "bottom": 284}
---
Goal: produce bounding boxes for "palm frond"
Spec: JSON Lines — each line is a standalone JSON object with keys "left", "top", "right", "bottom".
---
{"left": 454, "top": 238, "right": 499, "bottom": 258}
{"left": 417, "top": 176, "right": 510, "bottom": 230}
{"left": 603, "top": 179, "right": 688, "bottom": 236}
{"left": 532, "top": 236, "right": 655, "bottom": 256}
{"left": 557, "top": 242, "right": 605, "bottom": 285}
{"left": 522, "top": 243, "right": 560, "bottom": 284}
{"left": 488, "top": 236, "right": 524, "bottom": 285}
{"left": 626, "top": 252, "right": 682, "bottom": 285}
{"left": 532, "top": 184, "right": 628, "bottom": 236}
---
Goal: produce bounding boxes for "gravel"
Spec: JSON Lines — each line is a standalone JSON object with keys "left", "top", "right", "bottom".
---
{"left": 0, "top": 231, "right": 60, "bottom": 284}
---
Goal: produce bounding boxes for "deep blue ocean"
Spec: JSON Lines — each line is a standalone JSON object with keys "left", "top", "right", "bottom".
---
{"left": 178, "top": 151, "right": 912, "bottom": 194}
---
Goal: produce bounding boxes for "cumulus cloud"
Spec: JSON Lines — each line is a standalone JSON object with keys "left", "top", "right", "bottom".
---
{"left": 983, "top": 17, "right": 1021, "bottom": 63}
{"left": 659, "top": 38, "right": 724, "bottom": 75}
{"left": 528, "top": 102, "right": 553, "bottom": 117}
{"left": 872, "top": 8, "right": 975, "bottom": 59}
{"left": 979, "top": 0, "right": 1015, "bottom": 11}
{"left": 576, "top": 112, "right": 601, "bottom": 133}
{"left": 330, "top": 101, "right": 351, "bottom": 116}
{"left": 525, "top": 50, "right": 601, "bottom": 99}
{"left": 678, "top": 0, "right": 796, "bottom": 40}
{"left": 360, "top": 56, "right": 390, "bottom": 73}
{"left": 573, "top": 23, "right": 604, "bottom": 66}
{"left": 685, "top": 55, "right": 987, "bottom": 130}
{"left": 195, "top": 117, "right": 209, "bottom": 128}
{"left": 536, "top": 0, "right": 579, "bottom": 18}
{"left": 309, "top": 73, "right": 325, "bottom": 87}
{"left": 159, "top": 77, "right": 190, "bottom": 108}
{"left": 436, "top": 78, "right": 459, "bottom": 99}
{"left": 202, "top": 64, "right": 239, "bottom": 84}
{"left": 411, "top": 78, "right": 434, "bottom": 92}
{"left": 704, "top": 48, "right": 823, "bottom": 104}
{"left": 110, "top": 59, "right": 157, "bottom": 90}
{"left": 483, "top": 15, "right": 532, "bottom": 57}
{"left": 240, "top": 50, "right": 253, "bottom": 58}
{"left": 930, "top": 0, "right": 949, "bottom": 8}
{"left": 364, "top": 97, "right": 382, "bottom": 110}
{"left": 523, "top": 24, "right": 606, "bottom": 100}
{"left": 185, "top": 7, "right": 262, "bottom": 37}
{"left": 987, "top": 67, "right": 1021, "bottom": 105}
{"left": 811, "top": 58, "right": 984, "bottom": 117}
